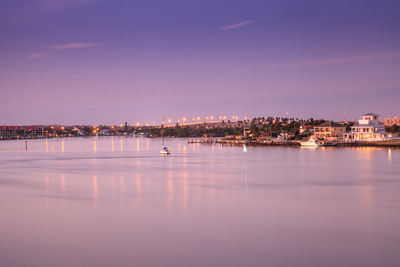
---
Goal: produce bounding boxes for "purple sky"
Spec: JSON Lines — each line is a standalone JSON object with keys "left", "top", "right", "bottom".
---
{"left": 1, "top": 0, "right": 400, "bottom": 125}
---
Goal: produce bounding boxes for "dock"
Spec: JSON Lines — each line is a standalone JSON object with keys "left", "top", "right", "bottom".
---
{"left": 190, "top": 138, "right": 400, "bottom": 148}
{"left": 188, "top": 137, "right": 216, "bottom": 144}
{"left": 337, "top": 139, "right": 400, "bottom": 147}
{"left": 217, "top": 139, "right": 300, "bottom": 147}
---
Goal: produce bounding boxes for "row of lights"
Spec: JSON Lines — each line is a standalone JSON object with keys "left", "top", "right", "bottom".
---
{"left": 45, "top": 112, "right": 296, "bottom": 130}
{"left": 155, "top": 115, "right": 245, "bottom": 126}
{"left": 47, "top": 115, "right": 252, "bottom": 129}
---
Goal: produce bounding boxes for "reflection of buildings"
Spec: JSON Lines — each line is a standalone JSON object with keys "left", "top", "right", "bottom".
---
{"left": 344, "top": 113, "right": 386, "bottom": 141}
{"left": 314, "top": 122, "right": 346, "bottom": 140}
{"left": 384, "top": 116, "right": 400, "bottom": 127}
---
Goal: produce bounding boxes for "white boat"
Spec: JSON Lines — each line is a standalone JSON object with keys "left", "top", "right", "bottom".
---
{"left": 300, "top": 138, "right": 321, "bottom": 147}
{"left": 160, "top": 120, "right": 171, "bottom": 155}
{"left": 160, "top": 146, "right": 170, "bottom": 155}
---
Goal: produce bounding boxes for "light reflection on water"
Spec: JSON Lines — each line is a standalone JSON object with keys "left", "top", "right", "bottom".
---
{"left": 0, "top": 137, "right": 400, "bottom": 267}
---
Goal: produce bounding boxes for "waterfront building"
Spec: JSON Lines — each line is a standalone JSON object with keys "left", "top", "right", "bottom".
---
{"left": 299, "top": 125, "right": 314, "bottom": 134}
{"left": 384, "top": 116, "right": 400, "bottom": 127}
{"left": 0, "top": 125, "right": 44, "bottom": 139}
{"left": 0, "top": 126, "right": 23, "bottom": 138}
{"left": 343, "top": 113, "right": 386, "bottom": 141}
{"left": 314, "top": 121, "right": 346, "bottom": 140}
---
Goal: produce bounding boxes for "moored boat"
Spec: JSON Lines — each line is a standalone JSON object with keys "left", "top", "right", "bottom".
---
{"left": 300, "top": 138, "right": 321, "bottom": 147}
{"left": 160, "top": 146, "right": 170, "bottom": 154}
{"left": 160, "top": 119, "right": 171, "bottom": 155}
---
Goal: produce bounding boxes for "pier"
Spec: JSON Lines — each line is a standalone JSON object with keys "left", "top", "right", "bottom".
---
{"left": 218, "top": 139, "right": 300, "bottom": 147}
{"left": 188, "top": 137, "right": 216, "bottom": 144}
{"left": 190, "top": 138, "right": 400, "bottom": 148}
{"left": 337, "top": 139, "right": 400, "bottom": 147}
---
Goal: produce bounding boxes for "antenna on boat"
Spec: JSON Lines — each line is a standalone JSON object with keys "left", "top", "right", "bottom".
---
{"left": 162, "top": 117, "right": 165, "bottom": 146}
{"left": 160, "top": 117, "right": 170, "bottom": 155}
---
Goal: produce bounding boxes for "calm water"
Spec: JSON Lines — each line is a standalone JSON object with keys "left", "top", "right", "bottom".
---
{"left": 0, "top": 137, "right": 400, "bottom": 267}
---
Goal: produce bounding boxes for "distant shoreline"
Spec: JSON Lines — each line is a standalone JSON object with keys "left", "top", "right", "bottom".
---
{"left": 2, "top": 135, "right": 400, "bottom": 148}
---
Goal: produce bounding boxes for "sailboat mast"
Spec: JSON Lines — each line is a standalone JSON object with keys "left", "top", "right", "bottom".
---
{"left": 161, "top": 118, "right": 165, "bottom": 146}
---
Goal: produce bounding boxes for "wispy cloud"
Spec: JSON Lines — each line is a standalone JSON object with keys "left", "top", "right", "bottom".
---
{"left": 266, "top": 52, "right": 400, "bottom": 69}
{"left": 27, "top": 42, "right": 101, "bottom": 60}
{"left": 40, "top": 0, "right": 97, "bottom": 11}
{"left": 220, "top": 20, "right": 254, "bottom": 31}
{"left": 27, "top": 52, "right": 49, "bottom": 59}
{"left": 49, "top": 42, "right": 101, "bottom": 50}
{"left": 4, "top": 0, "right": 98, "bottom": 23}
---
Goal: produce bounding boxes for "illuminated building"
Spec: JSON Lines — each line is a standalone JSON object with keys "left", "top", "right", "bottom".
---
{"left": 384, "top": 116, "right": 400, "bottom": 127}
{"left": 343, "top": 113, "right": 387, "bottom": 141}
{"left": 314, "top": 122, "right": 346, "bottom": 140}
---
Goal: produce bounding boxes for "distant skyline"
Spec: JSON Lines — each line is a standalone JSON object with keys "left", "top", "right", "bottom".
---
{"left": 1, "top": 0, "right": 400, "bottom": 125}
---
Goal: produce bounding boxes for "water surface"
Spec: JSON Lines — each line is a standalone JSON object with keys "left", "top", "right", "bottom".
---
{"left": 1, "top": 137, "right": 399, "bottom": 267}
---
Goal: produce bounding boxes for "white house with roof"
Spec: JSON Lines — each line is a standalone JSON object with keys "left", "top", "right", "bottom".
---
{"left": 343, "top": 113, "right": 387, "bottom": 141}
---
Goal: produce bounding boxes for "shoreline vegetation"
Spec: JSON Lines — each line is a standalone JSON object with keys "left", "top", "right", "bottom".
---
{"left": 1, "top": 117, "right": 400, "bottom": 147}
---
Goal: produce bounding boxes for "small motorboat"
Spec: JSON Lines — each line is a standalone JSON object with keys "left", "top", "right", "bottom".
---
{"left": 300, "top": 138, "right": 321, "bottom": 147}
